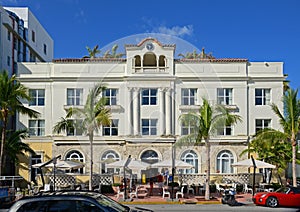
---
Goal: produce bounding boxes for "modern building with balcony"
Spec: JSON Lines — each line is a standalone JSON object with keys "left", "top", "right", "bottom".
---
{"left": 16, "top": 38, "right": 285, "bottom": 185}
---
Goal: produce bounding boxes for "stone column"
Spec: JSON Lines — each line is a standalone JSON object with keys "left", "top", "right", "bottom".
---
{"left": 159, "top": 88, "right": 165, "bottom": 135}
{"left": 133, "top": 88, "right": 140, "bottom": 135}
{"left": 127, "top": 87, "right": 133, "bottom": 135}
{"left": 165, "top": 88, "right": 172, "bottom": 135}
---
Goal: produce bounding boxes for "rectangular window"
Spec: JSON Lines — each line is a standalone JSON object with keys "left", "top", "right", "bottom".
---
{"left": 29, "top": 120, "right": 45, "bottom": 136}
{"left": 43, "top": 44, "right": 47, "bottom": 55}
{"left": 255, "top": 119, "right": 271, "bottom": 133}
{"left": 142, "top": 89, "right": 157, "bottom": 105}
{"left": 7, "top": 56, "right": 10, "bottom": 66}
{"left": 29, "top": 89, "right": 45, "bottom": 106}
{"left": 217, "top": 125, "right": 232, "bottom": 136}
{"left": 31, "top": 154, "right": 42, "bottom": 182}
{"left": 255, "top": 89, "right": 271, "bottom": 105}
{"left": 7, "top": 29, "right": 10, "bottom": 41}
{"left": 181, "top": 88, "right": 197, "bottom": 105}
{"left": 142, "top": 119, "right": 157, "bottom": 135}
{"left": 181, "top": 121, "right": 195, "bottom": 135}
{"left": 217, "top": 88, "right": 233, "bottom": 105}
{"left": 32, "top": 30, "right": 35, "bottom": 42}
{"left": 103, "top": 89, "right": 118, "bottom": 105}
{"left": 67, "top": 88, "right": 83, "bottom": 106}
{"left": 103, "top": 119, "right": 119, "bottom": 136}
{"left": 67, "top": 119, "right": 84, "bottom": 136}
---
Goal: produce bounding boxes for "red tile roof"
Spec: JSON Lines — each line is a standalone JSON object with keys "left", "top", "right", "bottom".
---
{"left": 175, "top": 58, "right": 248, "bottom": 63}
{"left": 52, "top": 58, "right": 126, "bottom": 63}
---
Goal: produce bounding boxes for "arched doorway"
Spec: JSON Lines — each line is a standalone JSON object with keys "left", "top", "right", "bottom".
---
{"left": 140, "top": 150, "right": 159, "bottom": 182}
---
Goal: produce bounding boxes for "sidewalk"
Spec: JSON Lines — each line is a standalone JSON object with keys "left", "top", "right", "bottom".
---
{"left": 108, "top": 192, "right": 254, "bottom": 205}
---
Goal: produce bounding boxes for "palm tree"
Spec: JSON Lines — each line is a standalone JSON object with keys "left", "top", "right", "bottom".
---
{"left": 53, "top": 84, "right": 111, "bottom": 190}
{"left": 3, "top": 129, "right": 35, "bottom": 167}
{"left": 178, "top": 98, "right": 242, "bottom": 200}
{"left": 85, "top": 45, "right": 100, "bottom": 58}
{"left": 252, "top": 89, "right": 300, "bottom": 186}
{"left": 103, "top": 44, "right": 124, "bottom": 58}
{"left": 240, "top": 130, "right": 294, "bottom": 184}
{"left": 0, "top": 71, "right": 39, "bottom": 176}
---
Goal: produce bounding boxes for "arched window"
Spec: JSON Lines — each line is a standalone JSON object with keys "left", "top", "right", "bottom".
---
{"left": 65, "top": 150, "right": 84, "bottom": 174}
{"left": 101, "top": 150, "right": 120, "bottom": 174}
{"left": 143, "top": 53, "right": 156, "bottom": 67}
{"left": 181, "top": 150, "right": 198, "bottom": 174}
{"left": 216, "top": 150, "right": 234, "bottom": 173}
{"left": 134, "top": 55, "right": 141, "bottom": 67}
{"left": 158, "top": 55, "right": 166, "bottom": 67}
{"left": 140, "top": 150, "right": 158, "bottom": 164}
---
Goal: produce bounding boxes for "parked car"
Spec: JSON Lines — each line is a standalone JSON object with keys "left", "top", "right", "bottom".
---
{"left": 9, "top": 190, "right": 153, "bottom": 212}
{"left": 252, "top": 186, "right": 300, "bottom": 208}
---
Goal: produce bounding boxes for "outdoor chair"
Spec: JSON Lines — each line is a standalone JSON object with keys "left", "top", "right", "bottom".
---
{"left": 199, "top": 184, "right": 206, "bottom": 195}
{"left": 162, "top": 187, "right": 170, "bottom": 198}
{"left": 187, "top": 185, "right": 195, "bottom": 195}
{"left": 116, "top": 186, "right": 125, "bottom": 199}
{"left": 216, "top": 183, "right": 225, "bottom": 193}
{"left": 175, "top": 186, "right": 184, "bottom": 199}
{"left": 129, "top": 186, "right": 140, "bottom": 199}
{"left": 243, "top": 184, "right": 253, "bottom": 193}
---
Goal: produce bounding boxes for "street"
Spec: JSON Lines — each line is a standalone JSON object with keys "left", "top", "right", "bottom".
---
{"left": 128, "top": 204, "right": 300, "bottom": 212}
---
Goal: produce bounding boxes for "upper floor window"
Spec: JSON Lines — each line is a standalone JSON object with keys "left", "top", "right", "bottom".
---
{"left": 31, "top": 30, "right": 35, "bottom": 42}
{"left": 217, "top": 125, "right": 232, "bottom": 136}
{"left": 7, "top": 56, "right": 10, "bottom": 66}
{"left": 182, "top": 88, "right": 197, "bottom": 105}
{"left": 29, "top": 89, "right": 45, "bottom": 106}
{"left": 104, "top": 89, "right": 118, "bottom": 105}
{"left": 142, "top": 89, "right": 157, "bottom": 105}
{"left": 67, "top": 119, "right": 84, "bottom": 136}
{"left": 67, "top": 88, "right": 83, "bottom": 106}
{"left": 29, "top": 119, "right": 45, "bottom": 136}
{"left": 217, "top": 88, "right": 233, "bottom": 105}
{"left": 43, "top": 44, "right": 47, "bottom": 55}
{"left": 103, "top": 119, "right": 118, "bottom": 136}
{"left": 255, "top": 88, "right": 270, "bottom": 105}
{"left": 142, "top": 119, "right": 157, "bottom": 135}
{"left": 255, "top": 119, "right": 271, "bottom": 134}
{"left": 216, "top": 150, "right": 234, "bottom": 173}
{"left": 181, "top": 121, "right": 195, "bottom": 135}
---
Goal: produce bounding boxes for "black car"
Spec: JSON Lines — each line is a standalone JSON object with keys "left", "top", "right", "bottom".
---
{"left": 9, "top": 190, "right": 153, "bottom": 212}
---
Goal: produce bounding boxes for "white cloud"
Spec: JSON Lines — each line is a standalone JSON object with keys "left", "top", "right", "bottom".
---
{"left": 152, "top": 25, "right": 194, "bottom": 37}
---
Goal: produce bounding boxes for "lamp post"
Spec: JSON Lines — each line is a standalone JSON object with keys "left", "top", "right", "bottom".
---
{"left": 123, "top": 155, "right": 131, "bottom": 201}
{"left": 171, "top": 137, "right": 176, "bottom": 201}
{"left": 52, "top": 157, "right": 57, "bottom": 191}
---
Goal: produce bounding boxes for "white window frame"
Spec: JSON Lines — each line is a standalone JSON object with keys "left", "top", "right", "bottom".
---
{"left": 142, "top": 119, "right": 157, "bottom": 135}
{"left": 104, "top": 88, "right": 118, "bottom": 105}
{"left": 141, "top": 88, "right": 157, "bottom": 105}
{"left": 29, "top": 119, "right": 45, "bottom": 136}
{"left": 217, "top": 88, "right": 233, "bottom": 105}
{"left": 217, "top": 125, "right": 232, "bottom": 136}
{"left": 181, "top": 121, "right": 195, "bottom": 135}
{"left": 67, "top": 119, "right": 84, "bottom": 136}
{"left": 101, "top": 150, "right": 120, "bottom": 174}
{"left": 255, "top": 119, "right": 271, "bottom": 133}
{"left": 65, "top": 150, "right": 84, "bottom": 174}
{"left": 29, "top": 89, "right": 45, "bottom": 106}
{"left": 255, "top": 88, "right": 271, "bottom": 105}
{"left": 181, "top": 88, "right": 197, "bottom": 105}
{"left": 181, "top": 150, "right": 198, "bottom": 174}
{"left": 103, "top": 119, "right": 119, "bottom": 136}
{"left": 216, "top": 150, "right": 234, "bottom": 174}
{"left": 67, "top": 88, "right": 83, "bottom": 106}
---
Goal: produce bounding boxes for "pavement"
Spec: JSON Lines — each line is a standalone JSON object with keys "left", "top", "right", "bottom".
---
{"left": 108, "top": 192, "right": 255, "bottom": 205}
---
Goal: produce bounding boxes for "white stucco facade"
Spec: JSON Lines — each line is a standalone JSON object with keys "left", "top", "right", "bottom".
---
{"left": 17, "top": 38, "right": 285, "bottom": 181}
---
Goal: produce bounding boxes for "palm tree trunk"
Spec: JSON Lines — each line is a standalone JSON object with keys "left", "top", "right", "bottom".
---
{"left": 205, "top": 138, "right": 211, "bottom": 200}
{"left": 292, "top": 141, "right": 297, "bottom": 187}
{"left": 0, "top": 113, "right": 8, "bottom": 176}
{"left": 89, "top": 132, "right": 93, "bottom": 190}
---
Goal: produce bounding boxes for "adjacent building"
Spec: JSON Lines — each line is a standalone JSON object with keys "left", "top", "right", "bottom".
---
{"left": 16, "top": 38, "right": 285, "bottom": 184}
{"left": 0, "top": 6, "right": 53, "bottom": 75}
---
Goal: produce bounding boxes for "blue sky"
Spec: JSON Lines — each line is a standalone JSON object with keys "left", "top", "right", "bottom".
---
{"left": 1, "top": 0, "right": 300, "bottom": 89}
